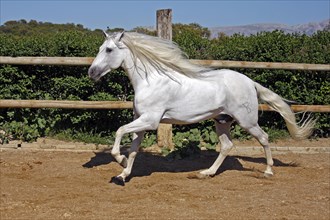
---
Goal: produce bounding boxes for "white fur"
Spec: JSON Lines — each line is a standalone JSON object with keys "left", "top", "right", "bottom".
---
{"left": 88, "top": 32, "right": 315, "bottom": 182}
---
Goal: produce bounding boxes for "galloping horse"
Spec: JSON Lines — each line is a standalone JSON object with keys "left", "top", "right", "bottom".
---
{"left": 88, "top": 31, "right": 315, "bottom": 185}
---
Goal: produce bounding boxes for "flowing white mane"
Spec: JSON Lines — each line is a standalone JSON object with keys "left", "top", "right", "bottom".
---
{"left": 120, "top": 32, "right": 212, "bottom": 78}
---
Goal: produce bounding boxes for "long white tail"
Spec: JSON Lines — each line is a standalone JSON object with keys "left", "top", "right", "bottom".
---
{"left": 254, "top": 82, "right": 316, "bottom": 140}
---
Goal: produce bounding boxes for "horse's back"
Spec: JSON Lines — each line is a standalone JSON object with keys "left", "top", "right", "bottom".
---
{"left": 204, "top": 69, "right": 256, "bottom": 96}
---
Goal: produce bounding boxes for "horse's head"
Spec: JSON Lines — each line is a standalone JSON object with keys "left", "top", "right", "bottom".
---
{"left": 88, "top": 31, "right": 127, "bottom": 81}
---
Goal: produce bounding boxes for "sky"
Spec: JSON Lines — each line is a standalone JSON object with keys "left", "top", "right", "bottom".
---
{"left": 1, "top": 0, "right": 329, "bottom": 30}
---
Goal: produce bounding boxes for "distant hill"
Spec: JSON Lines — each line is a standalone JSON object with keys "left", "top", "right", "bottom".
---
{"left": 1, "top": 19, "right": 329, "bottom": 38}
{"left": 210, "top": 19, "right": 329, "bottom": 38}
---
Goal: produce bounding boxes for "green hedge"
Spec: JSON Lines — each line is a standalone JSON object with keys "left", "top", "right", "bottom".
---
{"left": 0, "top": 26, "right": 329, "bottom": 146}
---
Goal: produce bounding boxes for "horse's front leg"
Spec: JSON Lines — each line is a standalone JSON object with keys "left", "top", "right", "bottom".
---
{"left": 111, "top": 129, "right": 129, "bottom": 168}
{"left": 112, "top": 131, "right": 145, "bottom": 184}
{"left": 111, "top": 114, "right": 139, "bottom": 167}
{"left": 110, "top": 114, "right": 160, "bottom": 185}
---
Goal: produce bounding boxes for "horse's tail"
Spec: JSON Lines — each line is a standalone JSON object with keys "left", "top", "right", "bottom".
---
{"left": 254, "top": 82, "right": 316, "bottom": 140}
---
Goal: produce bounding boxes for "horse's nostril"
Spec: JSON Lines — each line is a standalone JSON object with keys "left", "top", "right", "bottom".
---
{"left": 88, "top": 67, "right": 101, "bottom": 81}
{"left": 88, "top": 67, "right": 95, "bottom": 78}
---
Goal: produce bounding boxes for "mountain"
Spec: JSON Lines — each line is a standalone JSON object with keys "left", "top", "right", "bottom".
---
{"left": 209, "top": 19, "right": 329, "bottom": 38}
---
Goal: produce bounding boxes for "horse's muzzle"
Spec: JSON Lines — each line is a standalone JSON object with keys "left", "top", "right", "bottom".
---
{"left": 88, "top": 66, "right": 111, "bottom": 82}
{"left": 88, "top": 66, "right": 99, "bottom": 81}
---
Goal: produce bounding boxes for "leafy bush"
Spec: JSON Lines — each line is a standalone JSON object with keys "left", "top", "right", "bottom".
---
{"left": 0, "top": 22, "right": 329, "bottom": 147}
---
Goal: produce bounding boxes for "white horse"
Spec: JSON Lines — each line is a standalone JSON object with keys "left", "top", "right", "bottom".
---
{"left": 88, "top": 31, "right": 315, "bottom": 185}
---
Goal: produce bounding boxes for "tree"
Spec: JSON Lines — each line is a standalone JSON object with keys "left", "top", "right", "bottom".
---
{"left": 172, "top": 23, "right": 212, "bottom": 59}
{"left": 131, "top": 26, "right": 156, "bottom": 36}
{"left": 106, "top": 27, "right": 125, "bottom": 33}
{"left": 173, "top": 23, "right": 210, "bottom": 39}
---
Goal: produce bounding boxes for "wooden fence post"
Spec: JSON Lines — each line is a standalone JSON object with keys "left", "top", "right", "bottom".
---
{"left": 157, "top": 9, "right": 172, "bottom": 40}
{"left": 156, "top": 9, "right": 174, "bottom": 149}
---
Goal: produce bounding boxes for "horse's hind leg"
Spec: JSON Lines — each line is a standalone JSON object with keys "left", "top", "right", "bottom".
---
{"left": 199, "top": 117, "right": 233, "bottom": 178}
{"left": 244, "top": 125, "right": 274, "bottom": 177}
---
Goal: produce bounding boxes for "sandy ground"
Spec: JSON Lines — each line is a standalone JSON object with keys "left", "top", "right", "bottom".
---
{"left": 0, "top": 138, "right": 329, "bottom": 220}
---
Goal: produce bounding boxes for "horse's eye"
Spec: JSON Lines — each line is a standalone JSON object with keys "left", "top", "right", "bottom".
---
{"left": 105, "top": 47, "right": 113, "bottom": 53}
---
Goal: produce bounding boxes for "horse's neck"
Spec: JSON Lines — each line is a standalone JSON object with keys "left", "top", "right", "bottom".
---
{"left": 121, "top": 52, "right": 146, "bottom": 91}
{"left": 121, "top": 51, "right": 175, "bottom": 92}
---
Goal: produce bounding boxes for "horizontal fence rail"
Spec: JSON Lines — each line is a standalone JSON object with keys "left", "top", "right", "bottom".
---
{"left": 0, "top": 56, "right": 94, "bottom": 66}
{"left": 0, "top": 100, "right": 134, "bottom": 109}
{"left": 192, "top": 59, "right": 330, "bottom": 71}
{"left": 0, "top": 100, "right": 329, "bottom": 113}
{"left": 1, "top": 56, "right": 330, "bottom": 71}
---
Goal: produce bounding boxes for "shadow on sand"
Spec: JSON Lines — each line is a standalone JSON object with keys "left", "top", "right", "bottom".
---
{"left": 82, "top": 147, "right": 297, "bottom": 185}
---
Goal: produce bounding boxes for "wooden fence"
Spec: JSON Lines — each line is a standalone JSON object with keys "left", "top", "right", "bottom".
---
{"left": 1, "top": 56, "right": 329, "bottom": 148}
{"left": 0, "top": 56, "right": 329, "bottom": 114}
{"left": 1, "top": 56, "right": 329, "bottom": 113}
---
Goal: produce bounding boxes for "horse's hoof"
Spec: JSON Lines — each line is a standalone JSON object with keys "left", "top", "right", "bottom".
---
{"left": 110, "top": 176, "right": 125, "bottom": 186}
{"left": 120, "top": 157, "right": 127, "bottom": 168}
{"left": 187, "top": 173, "right": 212, "bottom": 180}
{"left": 263, "top": 171, "right": 274, "bottom": 178}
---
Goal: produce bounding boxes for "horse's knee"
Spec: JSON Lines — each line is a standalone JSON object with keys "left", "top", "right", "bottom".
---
{"left": 115, "top": 127, "right": 124, "bottom": 138}
{"left": 219, "top": 134, "right": 233, "bottom": 155}
{"left": 111, "top": 152, "right": 127, "bottom": 168}
{"left": 259, "top": 133, "right": 269, "bottom": 146}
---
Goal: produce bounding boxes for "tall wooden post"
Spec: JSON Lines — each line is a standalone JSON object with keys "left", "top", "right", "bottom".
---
{"left": 156, "top": 9, "right": 174, "bottom": 149}
{"left": 156, "top": 9, "right": 172, "bottom": 40}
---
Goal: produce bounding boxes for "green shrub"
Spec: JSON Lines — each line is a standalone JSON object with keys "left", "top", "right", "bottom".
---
{"left": 0, "top": 23, "right": 329, "bottom": 146}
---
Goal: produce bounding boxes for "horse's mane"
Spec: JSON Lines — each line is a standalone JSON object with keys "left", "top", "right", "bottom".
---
{"left": 120, "top": 32, "right": 212, "bottom": 78}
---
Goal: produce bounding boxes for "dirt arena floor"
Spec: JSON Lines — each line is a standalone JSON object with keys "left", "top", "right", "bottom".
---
{"left": 1, "top": 139, "right": 329, "bottom": 220}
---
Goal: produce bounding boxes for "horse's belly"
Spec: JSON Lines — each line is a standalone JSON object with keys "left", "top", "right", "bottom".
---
{"left": 161, "top": 107, "right": 224, "bottom": 125}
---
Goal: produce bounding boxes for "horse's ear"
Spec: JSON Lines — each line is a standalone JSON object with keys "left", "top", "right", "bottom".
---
{"left": 115, "top": 31, "right": 125, "bottom": 42}
{"left": 103, "top": 30, "right": 110, "bottom": 38}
